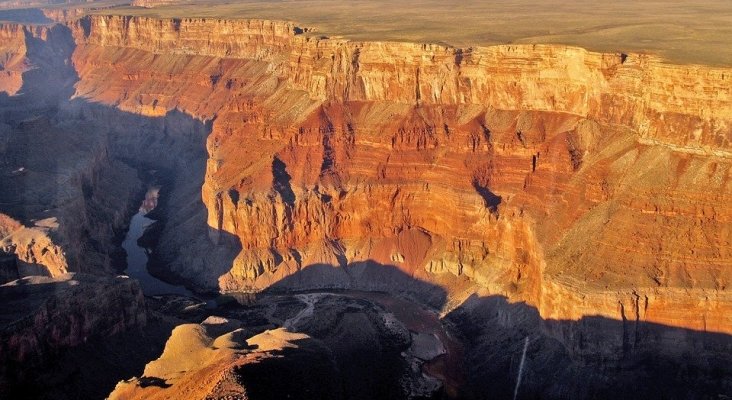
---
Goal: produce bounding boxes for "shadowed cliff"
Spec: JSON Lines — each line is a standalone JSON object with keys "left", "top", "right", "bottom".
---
{"left": 0, "top": 21, "right": 242, "bottom": 400}
{"left": 446, "top": 294, "right": 732, "bottom": 400}
{"left": 267, "top": 263, "right": 732, "bottom": 399}
{"left": 102, "top": 261, "right": 732, "bottom": 400}
{"left": 0, "top": 20, "right": 242, "bottom": 287}
{"left": 262, "top": 263, "right": 732, "bottom": 399}
{"left": 263, "top": 260, "right": 448, "bottom": 309}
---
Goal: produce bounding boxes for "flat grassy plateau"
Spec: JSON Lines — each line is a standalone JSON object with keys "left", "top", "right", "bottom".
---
{"left": 76, "top": 0, "right": 732, "bottom": 67}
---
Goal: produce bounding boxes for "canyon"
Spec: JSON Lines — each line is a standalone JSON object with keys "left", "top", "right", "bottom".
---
{"left": 0, "top": 7, "right": 731, "bottom": 400}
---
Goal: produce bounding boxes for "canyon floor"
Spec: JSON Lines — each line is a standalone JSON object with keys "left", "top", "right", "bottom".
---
{"left": 0, "top": 1, "right": 732, "bottom": 399}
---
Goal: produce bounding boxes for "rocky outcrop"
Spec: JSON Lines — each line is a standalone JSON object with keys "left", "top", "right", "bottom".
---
{"left": 0, "top": 273, "right": 146, "bottom": 395}
{"left": 59, "top": 15, "right": 732, "bottom": 336}
{"left": 110, "top": 292, "right": 450, "bottom": 399}
{"left": 109, "top": 323, "right": 343, "bottom": 400}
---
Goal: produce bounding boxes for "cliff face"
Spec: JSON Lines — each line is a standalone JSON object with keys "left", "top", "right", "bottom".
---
{"left": 69, "top": 16, "right": 732, "bottom": 148}
{"left": 60, "top": 15, "right": 732, "bottom": 336}
{"left": 0, "top": 274, "right": 147, "bottom": 395}
{"left": 0, "top": 23, "right": 29, "bottom": 96}
{"left": 0, "top": 21, "right": 144, "bottom": 281}
{"left": 0, "top": 114, "right": 142, "bottom": 280}
{"left": 0, "top": 22, "right": 76, "bottom": 101}
{"left": 1, "top": 15, "right": 729, "bottom": 339}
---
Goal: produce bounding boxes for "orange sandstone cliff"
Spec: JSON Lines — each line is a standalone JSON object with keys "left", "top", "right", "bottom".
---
{"left": 3, "top": 15, "right": 731, "bottom": 336}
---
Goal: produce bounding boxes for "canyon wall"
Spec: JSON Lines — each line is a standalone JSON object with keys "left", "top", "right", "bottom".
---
{"left": 0, "top": 23, "right": 29, "bottom": 96}
{"left": 0, "top": 22, "right": 144, "bottom": 281}
{"left": 70, "top": 16, "right": 731, "bottom": 149}
{"left": 62, "top": 15, "right": 732, "bottom": 336}
{"left": 2, "top": 15, "right": 731, "bottom": 339}
{"left": 0, "top": 273, "right": 147, "bottom": 396}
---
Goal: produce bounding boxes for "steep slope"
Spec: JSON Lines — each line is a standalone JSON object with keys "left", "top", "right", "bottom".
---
{"left": 61, "top": 15, "right": 732, "bottom": 336}
{"left": 109, "top": 323, "right": 344, "bottom": 400}
{"left": 0, "top": 273, "right": 146, "bottom": 397}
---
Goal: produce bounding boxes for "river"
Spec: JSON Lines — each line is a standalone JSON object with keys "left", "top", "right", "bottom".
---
{"left": 122, "top": 187, "right": 194, "bottom": 296}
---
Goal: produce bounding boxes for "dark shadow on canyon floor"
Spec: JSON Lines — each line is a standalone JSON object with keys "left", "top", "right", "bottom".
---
{"left": 263, "top": 260, "right": 448, "bottom": 308}
{"left": 0, "top": 274, "right": 174, "bottom": 400}
{"left": 243, "top": 262, "right": 732, "bottom": 399}
{"left": 238, "top": 263, "right": 451, "bottom": 400}
{"left": 445, "top": 293, "right": 732, "bottom": 400}
{"left": 234, "top": 336, "right": 345, "bottom": 400}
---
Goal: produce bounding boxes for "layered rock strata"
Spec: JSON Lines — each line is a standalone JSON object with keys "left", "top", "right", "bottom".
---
{"left": 0, "top": 273, "right": 147, "bottom": 396}
{"left": 46, "top": 15, "right": 731, "bottom": 337}
{"left": 1, "top": 14, "right": 730, "bottom": 335}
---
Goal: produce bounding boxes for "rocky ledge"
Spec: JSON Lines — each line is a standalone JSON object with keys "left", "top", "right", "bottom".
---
{"left": 0, "top": 273, "right": 146, "bottom": 396}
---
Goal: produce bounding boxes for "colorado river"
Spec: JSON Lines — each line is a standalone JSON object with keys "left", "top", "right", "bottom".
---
{"left": 122, "top": 187, "right": 193, "bottom": 296}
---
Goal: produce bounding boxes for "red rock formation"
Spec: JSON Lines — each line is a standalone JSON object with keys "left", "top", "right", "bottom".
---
{"left": 6, "top": 15, "right": 732, "bottom": 335}
{"left": 0, "top": 23, "right": 42, "bottom": 95}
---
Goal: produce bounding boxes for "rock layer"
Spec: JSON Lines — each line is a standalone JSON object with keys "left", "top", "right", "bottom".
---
{"left": 0, "top": 273, "right": 147, "bottom": 396}
{"left": 55, "top": 15, "right": 732, "bottom": 336}
{"left": 1, "top": 15, "right": 731, "bottom": 338}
